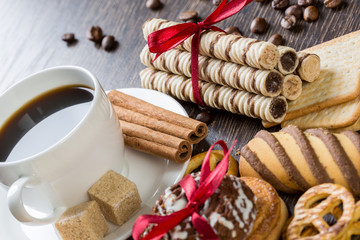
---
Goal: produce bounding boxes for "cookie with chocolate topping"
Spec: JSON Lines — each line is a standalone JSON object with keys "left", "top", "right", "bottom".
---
{"left": 143, "top": 172, "right": 257, "bottom": 239}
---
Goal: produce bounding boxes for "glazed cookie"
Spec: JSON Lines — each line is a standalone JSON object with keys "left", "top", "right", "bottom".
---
{"left": 143, "top": 172, "right": 257, "bottom": 240}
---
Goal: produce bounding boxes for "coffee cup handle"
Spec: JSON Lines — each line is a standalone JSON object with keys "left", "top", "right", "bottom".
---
{"left": 7, "top": 175, "right": 66, "bottom": 226}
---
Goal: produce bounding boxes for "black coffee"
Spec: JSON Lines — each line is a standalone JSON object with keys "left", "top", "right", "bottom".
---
{"left": 0, "top": 85, "right": 94, "bottom": 162}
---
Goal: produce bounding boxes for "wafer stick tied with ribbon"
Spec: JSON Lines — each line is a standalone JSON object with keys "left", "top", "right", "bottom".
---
{"left": 140, "top": 45, "right": 284, "bottom": 97}
{"left": 140, "top": 68, "right": 288, "bottom": 123}
{"left": 143, "top": 0, "right": 273, "bottom": 106}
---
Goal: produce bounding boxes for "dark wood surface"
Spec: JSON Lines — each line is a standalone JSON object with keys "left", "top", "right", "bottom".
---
{"left": 1, "top": 0, "right": 359, "bottom": 236}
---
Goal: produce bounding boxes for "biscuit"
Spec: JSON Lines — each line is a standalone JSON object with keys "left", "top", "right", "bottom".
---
{"left": 282, "top": 30, "right": 360, "bottom": 121}
{"left": 239, "top": 126, "right": 360, "bottom": 196}
{"left": 282, "top": 96, "right": 360, "bottom": 129}
{"left": 241, "top": 177, "right": 288, "bottom": 240}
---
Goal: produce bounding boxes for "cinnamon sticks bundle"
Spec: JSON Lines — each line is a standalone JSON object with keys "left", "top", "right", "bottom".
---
{"left": 108, "top": 90, "right": 208, "bottom": 163}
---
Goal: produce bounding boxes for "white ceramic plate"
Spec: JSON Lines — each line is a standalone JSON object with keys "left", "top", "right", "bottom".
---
{"left": 0, "top": 88, "right": 190, "bottom": 240}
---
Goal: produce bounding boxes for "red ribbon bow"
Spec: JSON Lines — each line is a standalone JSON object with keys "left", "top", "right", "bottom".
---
{"left": 132, "top": 140, "right": 237, "bottom": 240}
{"left": 148, "top": 0, "right": 254, "bottom": 106}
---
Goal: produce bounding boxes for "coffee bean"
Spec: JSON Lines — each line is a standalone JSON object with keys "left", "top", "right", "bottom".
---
{"left": 224, "top": 26, "right": 242, "bottom": 35}
{"left": 268, "top": 33, "right": 283, "bottom": 46}
{"left": 285, "top": 5, "right": 303, "bottom": 19}
{"left": 146, "top": 0, "right": 163, "bottom": 10}
{"left": 250, "top": 17, "right": 267, "bottom": 34}
{"left": 324, "top": 0, "right": 342, "bottom": 8}
{"left": 179, "top": 11, "right": 198, "bottom": 22}
{"left": 212, "top": 0, "right": 221, "bottom": 6}
{"left": 272, "top": 0, "right": 290, "bottom": 10}
{"left": 101, "top": 35, "right": 116, "bottom": 51}
{"left": 62, "top": 33, "right": 75, "bottom": 43}
{"left": 86, "top": 26, "right": 103, "bottom": 43}
{"left": 303, "top": 6, "right": 319, "bottom": 22}
{"left": 281, "top": 15, "right": 297, "bottom": 29}
{"left": 195, "top": 111, "right": 212, "bottom": 124}
{"left": 297, "top": 0, "right": 315, "bottom": 7}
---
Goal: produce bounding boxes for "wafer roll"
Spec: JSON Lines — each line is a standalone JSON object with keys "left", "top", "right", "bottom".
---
{"left": 142, "top": 18, "right": 280, "bottom": 70}
{"left": 239, "top": 125, "right": 360, "bottom": 196}
{"left": 296, "top": 52, "right": 321, "bottom": 82}
{"left": 281, "top": 74, "right": 302, "bottom": 100}
{"left": 276, "top": 46, "right": 299, "bottom": 75}
{"left": 140, "top": 68, "right": 288, "bottom": 123}
{"left": 140, "top": 46, "right": 284, "bottom": 97}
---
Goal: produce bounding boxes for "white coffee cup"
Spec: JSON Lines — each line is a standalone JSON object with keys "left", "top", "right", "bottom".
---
{"left": 0, "top": 66, "right": 125, "bottom": 226}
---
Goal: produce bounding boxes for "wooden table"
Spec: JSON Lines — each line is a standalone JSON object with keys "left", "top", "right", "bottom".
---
{"left": 1, "top": 0, "right": 359, "bottom": 236}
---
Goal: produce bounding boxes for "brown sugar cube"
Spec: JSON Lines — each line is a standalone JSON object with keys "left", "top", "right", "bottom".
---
{"left": 88, "top": 170, "right": 142, "bottom": 226}
{"left": 55, "top": 201, "right": 108, "bottom": 240}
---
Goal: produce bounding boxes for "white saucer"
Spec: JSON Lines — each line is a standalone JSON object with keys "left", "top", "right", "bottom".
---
{"left": 0, "top": 88, "right": 190, "bottom": 240}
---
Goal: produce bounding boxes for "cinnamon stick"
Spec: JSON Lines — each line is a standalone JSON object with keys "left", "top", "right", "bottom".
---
{"left": 120, "top": 121, "right": 191, "bottom": 163}
{"left": 108, "top": 90, "right": 208, "bottom": 144}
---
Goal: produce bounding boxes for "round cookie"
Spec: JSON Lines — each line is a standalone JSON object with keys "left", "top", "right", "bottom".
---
{"left": 184, "top": 150, "right": 239, "bottom": 177}
{"left": 241, "top": 177, "right": 288, "bottom": 240}
{"left": 146, "top": 172, "right": 257, "bottom": 240}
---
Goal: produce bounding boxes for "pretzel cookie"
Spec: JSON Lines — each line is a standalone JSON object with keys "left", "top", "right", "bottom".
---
{"left": 287, "top": 183, "right": 355, "bottom": 240}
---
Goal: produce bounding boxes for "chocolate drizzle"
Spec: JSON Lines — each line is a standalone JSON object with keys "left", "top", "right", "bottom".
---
{"left": 247, "top": 94, "right": 256, "bottom": 118}
{"left": 209, "top": 32, "right": 225, "bottom": 58}
{"left": 150, "top": 173, "right": 257, "bottom": 240}
{"left": 249, "top": 68, "right": 259, "bottom": 94}
{"left": 233, "top": 65, "right": 242, "bottom": 90}
{"left": 173, "top": 50, "right": 182, "bottom": 74}
{"left": 256, "top": 130, "right": 311, "bottom": 191}
{"left": 241, "top": 145, "right": 298, "bottom": 193}
{"left": 225, "top": 36, "right": 243, "bottom": 62}
{"left": 281, "top": 125, "right": 333, "bottom": 184}
{"left": 218, "top": 61, "right": 226, "bottom": 86}
{"left": 242, "top": 40, "right": 260, "bottom": 66}
{"left": 305, "top": 128, "right": 360, "bottom": 196}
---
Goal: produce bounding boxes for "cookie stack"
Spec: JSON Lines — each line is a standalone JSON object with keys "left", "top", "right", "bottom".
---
{"left": 139, "top": 18, "right": 318, "bottom": 124}
{"left": 263, "top": 30, "right": 360, "bottom": 131}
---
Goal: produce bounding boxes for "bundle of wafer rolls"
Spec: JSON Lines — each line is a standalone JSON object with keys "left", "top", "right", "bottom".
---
{"left": 139, "top": 18, "right": 321, "bottom": 123}
{"left": 107, "top": 90, "right": 208, "bottom": 163}
{"left": 263, "top": 30, "right": 360, "bottom": 129}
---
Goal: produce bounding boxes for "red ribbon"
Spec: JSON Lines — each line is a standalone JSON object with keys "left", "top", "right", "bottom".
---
{"left": 148, "top": 0, "right": 254, "bottom": 106}
{"left": 132, "top": 140, "right": 237, "bottom": 240}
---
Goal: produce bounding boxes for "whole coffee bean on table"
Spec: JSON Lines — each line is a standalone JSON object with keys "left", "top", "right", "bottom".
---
{"left": 281, "top": 15, "right": 297, "bottom": 29}
{"left": 304, "top": 6, "right": 319, "bottom": 22}
{"left": 195, "top": 111, "right": 212, "bottom": 124}
{"left": 298, "top": 0, "right": 315, "bottom": 7}
{"left": 285, "top": 5, "right": 303, "bottom": 19}
{"left": 179, "top": 11, "right": 198, "bottom": 22}
{"left": 86, "top": 26, "right": 103, "bottom": 43}
{"left": 224, "top": 26, "right": 242, "bottom": 35}
{"left": 101, "top": 35, "right": 116, "bottom": 51}
{"left": 324, "top": 0, "right": 342, "bottom": 8}
{"left": 272, "top": 0, "right": 290, "bottom": 10}
{"left": 212, "top": 0, "right": 221, "bottom": 6}
{"left": 268, "top": 33, "right": 283, "bottom": 46}
{"left": 62, "top": 33, "right": 75, "bottom": 43}
{"left": 146, "top": 0, "right": 163, "bottom": 10}
{"left": 250, "top": 17, "right": 267, "bottom": 34}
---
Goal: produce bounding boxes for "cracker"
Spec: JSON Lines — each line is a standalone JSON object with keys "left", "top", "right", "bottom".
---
{"left": 332, "top": 115, "right": 360, "bottom": 132}
{"left": 284, "top": 30, "right": 360, "bottom": 121}
{"left": 282, "top": 96, "right": 360, "bottom": 129}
